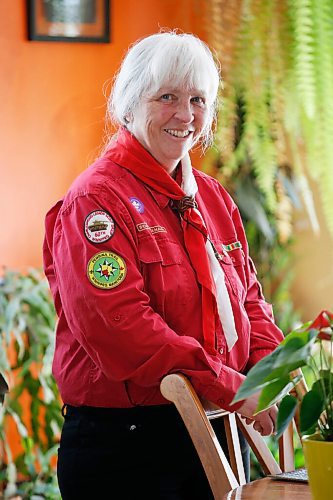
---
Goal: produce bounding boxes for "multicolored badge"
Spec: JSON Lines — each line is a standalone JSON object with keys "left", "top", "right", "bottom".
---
{"left": 222, "top": 241, "right": 242, "bottom": 252}
{"left": 129, "top": 197, "right": 144, "bottom": 214}
{"left": 84, "top": 211, "right": 115, "bottom": 244}
{"left": 87, "top": 251, "right": 126, "bottom": 289}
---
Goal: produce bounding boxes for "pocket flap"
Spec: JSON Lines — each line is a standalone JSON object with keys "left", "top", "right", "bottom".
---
{"left": 138, "top": 237, "right": 182, "bottom": 266}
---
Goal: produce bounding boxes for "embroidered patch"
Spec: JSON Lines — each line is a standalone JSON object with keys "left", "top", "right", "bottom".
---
{"left": 84, "top": 211, "right": 115, "bottom": 244}
{"left": 136, "top": 222, "right": 167, "bottom": 234}
{"left": 87, "top": 251, "right": 126, "bottom": 289}
{"left": 222, "top": 241, "right": 242, "bottom": 252}
{"left": 129, "top": 197, "right": 144, "bottom": 213}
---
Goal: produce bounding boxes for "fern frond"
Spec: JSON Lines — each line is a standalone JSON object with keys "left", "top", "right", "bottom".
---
{"left": 275, "top": 172, "right": 294, "bottom": 243}
{"left": 248, "top": 128, "right": 278, "bottom": 211}
{"left": 206, "top": 0, "right": 243, "bottom": 164}
{"left": 288, "top": 0, "right": 316, "bottom": 118}
{"left": 310, "top": 0, "right": 333, "bottom": 177}
{"left": 266, "top": 1, "right": 290, "bottom": 166}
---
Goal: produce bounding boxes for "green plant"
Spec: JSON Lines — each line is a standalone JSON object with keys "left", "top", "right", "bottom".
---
{"left": 0, "top": 268, "right": 61, "bottom": 498}
{"left": 206, "top": 0, "right": 333, "bottom": 239}
{"left": 233, "top": 310, "right": 333, "bottom": 442}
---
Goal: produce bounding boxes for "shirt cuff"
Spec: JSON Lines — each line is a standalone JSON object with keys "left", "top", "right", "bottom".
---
{"left": 193, "top": 365, "right": 246, "bottom": 412}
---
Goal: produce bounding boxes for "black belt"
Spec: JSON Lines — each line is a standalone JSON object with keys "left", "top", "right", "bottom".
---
{"left": 62, "top": 403, "right": 178, "bottom": 422}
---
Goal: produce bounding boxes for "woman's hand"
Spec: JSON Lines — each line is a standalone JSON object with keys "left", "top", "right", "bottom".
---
{"left": 237, "top": 393, "right": 278, "bottom": 436}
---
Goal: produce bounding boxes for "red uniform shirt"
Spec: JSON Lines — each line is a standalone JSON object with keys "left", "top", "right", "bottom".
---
{"left": 43, "top": 133, "right": 283, "bottom": 410}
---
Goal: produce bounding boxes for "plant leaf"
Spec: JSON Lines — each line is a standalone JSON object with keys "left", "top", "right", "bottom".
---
{"left": 232, "top": 329, "right": 316, "bottom": 404}
{"left": 276, "top": 394, "right": 298, "bottom": 439}
{"left": 300, "top": 390, "right": 324, "bottom": 434}
{"left": 256, "top": 375, "right": 299, "bottom": 413}
{"left": 312, "top": 371, "right": 333, "bottom": 404}
{"left": 232, "top": 348, "right": 282, "bottom": 403}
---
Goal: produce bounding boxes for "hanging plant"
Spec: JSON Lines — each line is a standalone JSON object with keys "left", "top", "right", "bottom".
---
{"left": 206, "top": 0, "right": 333, "bottom": 238}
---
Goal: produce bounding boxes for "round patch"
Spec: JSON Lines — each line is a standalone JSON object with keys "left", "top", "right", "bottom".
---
{"left": 84, "top": 210, "right": 115, "bottom": 244}
{"left": 87, "top": 251, "right": 126, "bottom": 289}
{"left": 129, "top": 197, "right": 144, "bottom": 214}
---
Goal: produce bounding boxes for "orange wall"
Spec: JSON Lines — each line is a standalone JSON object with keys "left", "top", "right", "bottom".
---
{"left": 0, "top": 0, "right": 206, "bottom": 270}
{"left": 1, "top": 2, "right": 332, "bottom": 320}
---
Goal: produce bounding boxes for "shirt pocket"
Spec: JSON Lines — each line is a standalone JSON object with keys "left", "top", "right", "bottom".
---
{"left": 138, "top": 236, "right": 192, "bottom": 309}
{"left": 214, "top": 241, "right": 246, "bottom": 302}
{"left": 138, "top": 236, "right": 182, "bottom": 265}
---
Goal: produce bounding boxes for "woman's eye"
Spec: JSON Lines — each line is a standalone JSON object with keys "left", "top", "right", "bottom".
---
{"left": 160, "top": 94, "right": 174, "bottom": 101}
{"left": 191, "top": 96, "right": 205, "bottom": 105}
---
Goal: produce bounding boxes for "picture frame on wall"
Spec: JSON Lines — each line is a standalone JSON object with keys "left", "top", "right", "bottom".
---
{"left": 27, "top": 0, "right": 110, "bottom": 43}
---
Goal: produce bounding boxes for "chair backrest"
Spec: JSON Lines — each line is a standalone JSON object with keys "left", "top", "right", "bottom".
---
{"left": 0, "top": 373, "right": 8, "bottom": 404}
{"left": 160, "top": 373, "right": 299, "bottom": 500}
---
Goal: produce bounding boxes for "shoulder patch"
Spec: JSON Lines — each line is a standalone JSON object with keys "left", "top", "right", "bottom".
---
{"left": 84, "top": 210, "right": 115, "bottom": 244}
{"left": 87, "top": 251, "right": 126, "bottom": 289}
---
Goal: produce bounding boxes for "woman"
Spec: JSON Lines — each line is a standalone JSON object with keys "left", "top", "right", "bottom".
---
{"left": 43, "top": 31, "right": 284, "bottom": 499}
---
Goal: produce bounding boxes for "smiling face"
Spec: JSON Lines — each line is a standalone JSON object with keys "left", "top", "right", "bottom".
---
{"left": 127, "top": 85, "right": 211, "bottom": 174}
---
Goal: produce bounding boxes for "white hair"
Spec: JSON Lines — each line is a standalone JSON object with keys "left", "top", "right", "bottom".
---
{"left": 105, "top": 31, "right": 221, "bottom": 150}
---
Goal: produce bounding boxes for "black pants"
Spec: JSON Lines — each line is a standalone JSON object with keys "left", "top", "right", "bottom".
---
{"left": 57, "top": 404, "right": 250, "bottom": 500}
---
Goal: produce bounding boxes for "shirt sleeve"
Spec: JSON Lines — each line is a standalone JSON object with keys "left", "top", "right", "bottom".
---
{"left": 49, "top": 191, "right": 238, "bottom": 407}
{"left": 231, "top": 203, "right": 284, "bottom": 370}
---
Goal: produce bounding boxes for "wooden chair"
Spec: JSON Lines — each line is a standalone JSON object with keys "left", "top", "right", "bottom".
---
{"left": 160, "top": 373, "right": 305, "bottom": 499}
{"left": 0, "top": 373, "right": 8, "bottom": 404}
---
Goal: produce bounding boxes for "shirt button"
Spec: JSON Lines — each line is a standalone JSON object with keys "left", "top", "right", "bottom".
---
{"left": 113, "top": 314, "right": 121, "bottom": 321}
{"left": 219, "top": 347, "right": 224, "bottom": 355}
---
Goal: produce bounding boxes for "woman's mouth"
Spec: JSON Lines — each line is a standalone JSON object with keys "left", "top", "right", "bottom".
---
{"left": 164, "top": 129, "right": 193, "bottom": 138}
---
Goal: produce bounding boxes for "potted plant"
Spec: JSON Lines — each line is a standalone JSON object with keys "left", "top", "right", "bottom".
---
{"left": 232, "top": 310, "right": 333, "bottom": 500}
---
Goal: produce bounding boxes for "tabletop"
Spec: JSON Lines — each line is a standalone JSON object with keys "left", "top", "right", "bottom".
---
{"left": 223, "top": 477, "right": 311, "bottom": 499}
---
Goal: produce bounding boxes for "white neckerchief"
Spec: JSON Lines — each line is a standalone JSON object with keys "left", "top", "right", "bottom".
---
{"left": 181, "top": 154, "right": 238, "bottom": 351}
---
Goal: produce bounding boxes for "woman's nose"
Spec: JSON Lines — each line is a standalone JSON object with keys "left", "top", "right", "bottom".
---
{"left": 174, "top": 101, "right": 194, "bottom": 123}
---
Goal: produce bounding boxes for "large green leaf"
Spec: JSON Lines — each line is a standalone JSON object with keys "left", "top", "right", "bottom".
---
{"left": 300, "top": 390, "right": 324, "bottom": 433}
{"left": 312, "top": 371, "right": 333, "bottom": 403}
{"left": 276, "top": 394, "right": 298, "bottom": 439}
{"left": 256, "top": 374, "right": 300, "bottom": 413}
{"left": 279, "top": 323, "right": 313, "bottom": 344}
{"left": 267, "top": 335, "right": 314, "bottom": 377}
{"left": 233, "top": 329, "right": 316, "bottom": 404}
{"left": 232, "top": 348, "right": 282, "bottom": 402}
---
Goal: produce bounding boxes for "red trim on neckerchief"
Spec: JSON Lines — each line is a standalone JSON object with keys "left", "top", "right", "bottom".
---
{"left": 105, "top": 128, "right": 218, "bottom": 354}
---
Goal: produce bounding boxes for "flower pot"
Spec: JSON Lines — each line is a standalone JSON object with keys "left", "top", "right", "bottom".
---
{"left": 302, "top": 434, "right": 333, "bottom": 500}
